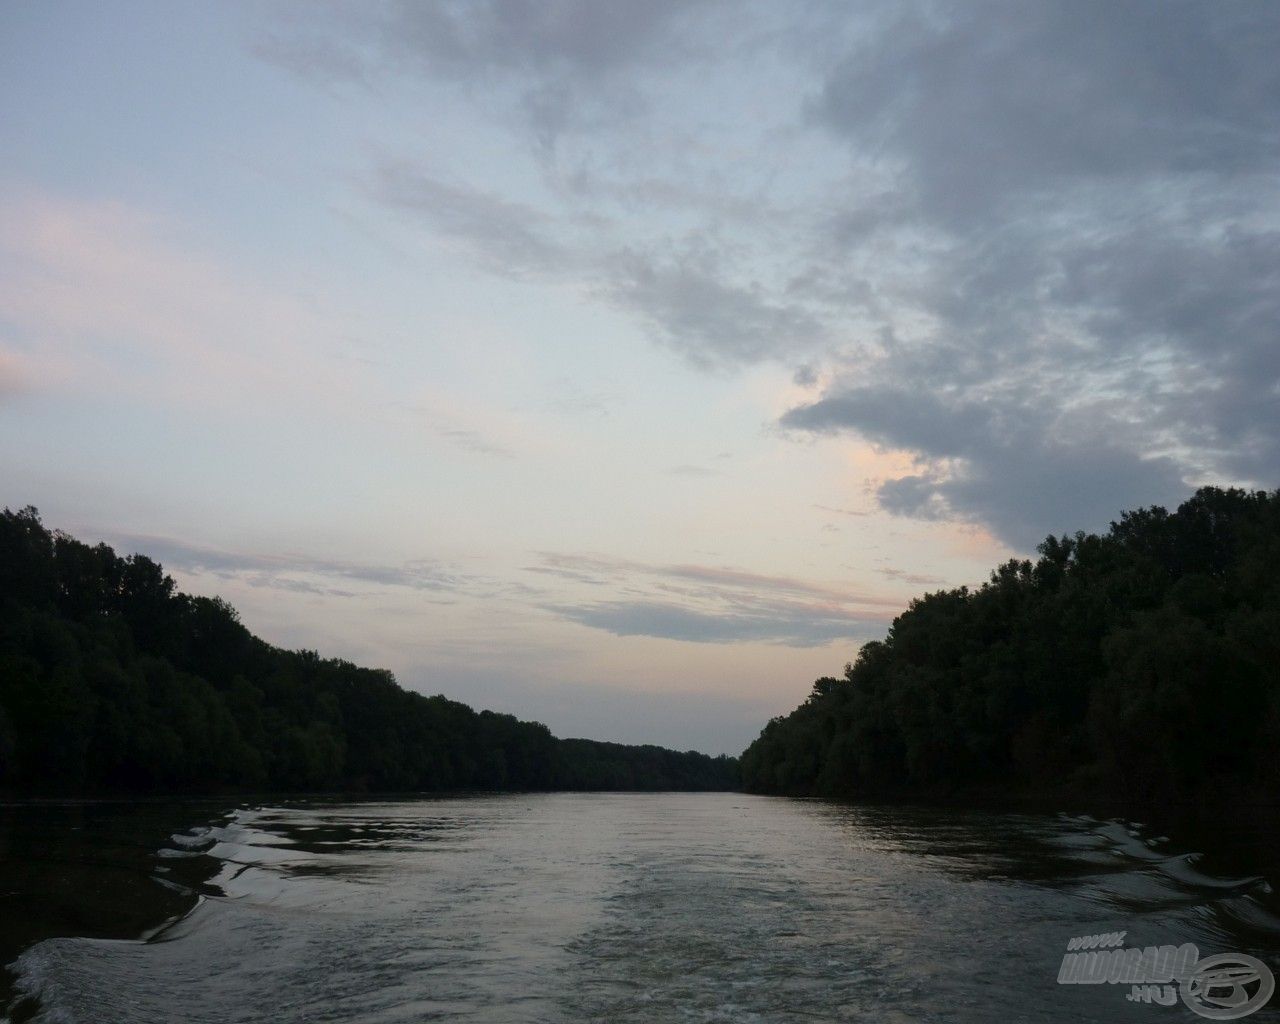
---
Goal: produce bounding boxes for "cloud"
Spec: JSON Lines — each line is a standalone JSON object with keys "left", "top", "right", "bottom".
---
{"left": 371, "top": 163, "right": 823, "bottom": 369}
{"left": 371, "top": 182, "right": 827, "bottom": 371}
{"left": 434, "top": 426, "right": 515, "bottom": 459}
{"left": 387, "top": 391, "right": 534, "bottom": 460}
{"left": 373, "top": 165, "right": 570, "bottom": 279}
{"left": 665, "top": 464, "right": 718, "bottom": 478}
{"left": 813, "top": 504, "right": 871, "bottom": 519}
{"left": 528, "top": 552, "right": 897, "bottom": 646}
{"left": 877, "top": 567, "right": 946, "bottom": 587}
{"left": 268, "top": 2, "right": 1280, "bottom": 547}
{"left": 776, "top": 2, "right": 1280, "bottom": 547}
{"left": 602, "top": 246, "right": 825, "bottom": 369}
{"left": 792, "top": 363, "right": 819, "bottom": 387}
{"left": 814, "top": 2, "right": 1280, "bottom": 224}
{"left": 783, "top": 386, "right": 1189, "bottom": 549}
{"left": 547, "top": 598, "right": 878, "bottom": 647}
{"left": 101, "top": 532, "right": 473, "bottom": 596}
{"left": 261, "top": 0, "right": 723, "bottom": 143}
{"left": 380, "top": 0, "right": 702, "bottom": 80}
{"left": 532, "top": 552, "right": 897, "bottom": 604}
{"left": 783, "top": 388, "right": 991, "bottom": 459}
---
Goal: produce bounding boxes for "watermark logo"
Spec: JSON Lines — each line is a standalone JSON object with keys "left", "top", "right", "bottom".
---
{"left": 1057, "top": 932, "right": 1274, "bottom": 1019}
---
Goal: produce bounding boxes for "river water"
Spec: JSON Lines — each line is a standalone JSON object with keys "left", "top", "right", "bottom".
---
{"left": 3, "top": 793, "right": 1278, "bottom": 1022}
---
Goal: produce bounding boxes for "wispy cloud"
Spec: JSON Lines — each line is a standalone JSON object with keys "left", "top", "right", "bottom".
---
{"left": 259, "top": 0, "right": 725, "bottom": 144}
{"left": 547, "top": 598, "right": 880, "bottom": 647}
{"left": 528, "top": 552, "right": 896, "bottom": 646}
{"left": 103, "top": 532, "right": 476, "bottom": 597}
{"left": 372, "top": 165, "right": 571, "bottom": 280}
{"left": 434, "top": 426, "right": 515, "bottom": 459}
{"left": 369, "top": 164, "right": 826, "bottom": 371}
{"left": 877, "top": 567, "right": 946, "bottom": 587}
{"left": 813, "top": 504, "right": 871, "bottom": 519}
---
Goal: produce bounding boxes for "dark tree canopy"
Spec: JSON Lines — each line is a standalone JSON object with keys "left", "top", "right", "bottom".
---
{"left": 740, "top": 487, "right": 1280, "bottom": 807}
{"left": 0, "top": 508, "right": 737, "bottom": 795}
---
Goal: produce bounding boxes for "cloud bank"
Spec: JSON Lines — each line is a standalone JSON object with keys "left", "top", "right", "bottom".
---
{"left": 263, "top": 0, "right": 1280, "bottom": 549}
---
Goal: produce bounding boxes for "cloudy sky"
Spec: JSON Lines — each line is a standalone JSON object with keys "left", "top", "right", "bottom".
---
{"left": 2, "top": 1, "right": 1276, "bottom": 754}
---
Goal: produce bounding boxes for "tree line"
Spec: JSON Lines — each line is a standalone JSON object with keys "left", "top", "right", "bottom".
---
{"left": 741, "top": 487, "right": 1280, "bottom": 807}
{"left": 0, "top": 508, "right": 737, "bottom": 794}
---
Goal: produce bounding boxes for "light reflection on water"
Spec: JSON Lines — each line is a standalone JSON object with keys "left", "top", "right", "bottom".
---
{"left": 5, "top": 794, "right": 1279, "bottom": 1023}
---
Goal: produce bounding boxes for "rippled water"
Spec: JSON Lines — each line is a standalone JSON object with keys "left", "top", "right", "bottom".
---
{"left": 4, "top": 794, "right": 1279, "bottom": 1022}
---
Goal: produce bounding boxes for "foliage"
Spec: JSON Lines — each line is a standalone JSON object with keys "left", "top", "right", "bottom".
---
{"left": 0, "top": 508, "right": 738, "bottom": 794}
{"left": 740, "top": 487, "right": 1280, "bottom": 804}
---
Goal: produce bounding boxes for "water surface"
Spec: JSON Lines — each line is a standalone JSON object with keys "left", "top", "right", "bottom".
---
{"left": 4, "top": 794, "right": 1279, "bottom": 1022}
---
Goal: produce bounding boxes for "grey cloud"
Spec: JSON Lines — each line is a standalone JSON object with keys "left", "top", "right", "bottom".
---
{"left": 530, "top": 552, "right": 631, "bottom": 583}
{"left": 252, "top": 30, "right": 370, "bottom": 86}
{"left": 877, "top": 446, "right": 1188, "bottom": 551}
{"left": 268, "top": 4, "right": 829, "bottom": 370}
{"left": 263, "top": 0, "right": 721, "bottom": 145}
{"left": 532, "top": 550, "right": 896, "bottom": 646}
{"left": 249, "top": 575, "right": 359, "bottom": 599}
{"left": 792, "top": 363, "right": 819, "bottom": 387}
{"left": 103, "top": 533, "right": 471, "bottom": 594}
{"left": 532, "top": 552, "right": 896, "bottom": 608}
{"left": 603, "top": 247, "right": 825, "bottom": 369}
{"left": 813, "top": 504, "right": 871, "bottom": 518}
{"left": 816, "top": 1, "right": 1280, "bottom": 222}
{"left": 782, "top": 388, "right": 994, "bottom": 459}
{"left": 786, "top": 386, "right": 1189, "bottom": 548}
{"left": 276, "top": 2, "right": 1280, "bottom": 546}
{"left": 776, "top": 1, "right": 1280, "bottom": 546}
{"left": 372, "top": 161, "right": 821, "bottom": 368}
{"left": 523, "top": 565, "right": 609, "bottom": 587}
{"left": 373, "top": 165, "right": 568, "bottom": 279}
{"left": 660, "top": 562, "right": 896, "bottom": 607}
{"left": 878, "top": 567, "right": 946, "bottom": 587}
{"left": 1047, "top": 225, "right": 1280, "bottom": 480}
{"left": 378, "top": 0, "right": 703, "bottom": 82}
{"left": 373, "top": 163, "right": 825, "bottom": 367}
{"left": 547, "top": 599, "right": 879, "bottom": 648}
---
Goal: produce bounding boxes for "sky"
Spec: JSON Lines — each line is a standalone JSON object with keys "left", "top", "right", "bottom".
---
{"left": 2, "top": 1, "right": 1277, "bottom": 756}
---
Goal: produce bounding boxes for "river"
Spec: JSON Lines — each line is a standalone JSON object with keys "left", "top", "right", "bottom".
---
{"left": 3, "top": 793, "right": 1278, "bottom": 1022}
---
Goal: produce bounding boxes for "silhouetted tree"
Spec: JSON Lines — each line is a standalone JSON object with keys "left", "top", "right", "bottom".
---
{"left": 741, "top": 486, "right": 1280, "bottom": 809}
{"left": 0, "top": 508, "right": 738, "bottom": 795}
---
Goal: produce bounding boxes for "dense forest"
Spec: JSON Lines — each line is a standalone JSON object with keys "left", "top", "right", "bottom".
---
{"left": 742, "top": 487, "right": 1280, "bottom": 806}
{"left": 0, "top": 508, "right": 737, "bottom": 794}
